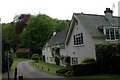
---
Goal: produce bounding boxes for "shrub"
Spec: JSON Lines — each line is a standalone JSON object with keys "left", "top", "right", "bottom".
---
{"left": 31, "top": 54, "right": 40, "bottom": 62}
{"left": 2, "top": 52, "right": 13, "bottom": 72}
{"left": 81, "top": 57, "right": 95, "bottom": 63}
{"left": 56, "top": 67, "right": 69, "bottom": 75}
{"left": 71, "top": 63, "right": 98, "bottom": 76}
{"left": 55, "top": 57, "right": 60, "bottom": 65}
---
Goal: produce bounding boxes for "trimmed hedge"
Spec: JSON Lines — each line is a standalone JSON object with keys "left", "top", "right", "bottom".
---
{"left": 81, "top": 57, "right": 95, "bottom": 63}
{"left": 96, "top": 42, "right": 120, "bottom": 73}
{"left": 31, "top": 54, "right": 40, "bottom": 62}
{"left": 71, "top": 63, "right": 98, "bottom": 76}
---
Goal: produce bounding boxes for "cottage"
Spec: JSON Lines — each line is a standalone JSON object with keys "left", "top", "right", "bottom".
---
{"left": 16, "top": 48, "right": 32, "bottom": 58}
{"left": 65, "top": 8, "right": 120, "bottom": 65}
{"left": 42, "top": 29, "right": 68, "bottom": 66}
{"left": 43, "top": 8, "right": 120, "bottom": 66}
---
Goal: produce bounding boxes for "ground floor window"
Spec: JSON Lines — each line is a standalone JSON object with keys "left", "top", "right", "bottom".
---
{"left": 72, "top": 57, "right": 78, "bottom": 64}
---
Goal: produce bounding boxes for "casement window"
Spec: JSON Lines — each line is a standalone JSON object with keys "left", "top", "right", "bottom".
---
{"left": 104, "top": 28, "right": 119, "bottom": 40}
{"left": 72, "top": 57, "right": 78, "bottom": 64}
{"left": 73, "top": 33, "right": 83, "bottom": 45}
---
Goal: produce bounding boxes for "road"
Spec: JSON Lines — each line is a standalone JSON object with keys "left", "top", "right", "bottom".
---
{"left": 3, "top": 60, "right": 70, "bottom": 79}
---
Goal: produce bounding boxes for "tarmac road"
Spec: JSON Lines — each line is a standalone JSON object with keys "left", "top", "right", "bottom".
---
{"left": 2, "top": 60, "right": 70, "bottom": 80}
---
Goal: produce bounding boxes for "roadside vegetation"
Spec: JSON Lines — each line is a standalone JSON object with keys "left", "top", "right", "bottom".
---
{"left": 11, "top": 58, "right": 29, "bottom": 71}
{"left": 30, "top": 60, "right": 63, "bottom": 75}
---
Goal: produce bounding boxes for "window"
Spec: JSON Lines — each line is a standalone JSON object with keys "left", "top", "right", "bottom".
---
{"left": 72, "top": 57, "right": 78, "bottom": 64}
{"left": 73, "top": 33, "right": 83, "bottom": 45}
{"left": 105, "top": 28, "right": 119, "bottom": 40}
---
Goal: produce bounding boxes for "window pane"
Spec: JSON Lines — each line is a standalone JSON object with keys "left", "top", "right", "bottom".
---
{"left": 106, "top": 29, "right": 110, "bottom": 39}
{"left": 110, "top": 28, "right": 115, "bottom": 40}
{"left": 115, "top": 29, "right": 119, "bottom": 39}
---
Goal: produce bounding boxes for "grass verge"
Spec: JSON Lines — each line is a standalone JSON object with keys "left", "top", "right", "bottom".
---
{"left": 11, "top": 58, "right": 29, "bottom": 71}
{"left": 2, "top": 58, "right": 29, "bottom": 76}
{"left": 29, "top": 60, "right": 63, "bottom": 75}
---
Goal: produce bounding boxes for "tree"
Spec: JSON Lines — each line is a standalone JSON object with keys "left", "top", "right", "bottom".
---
{"left": 54, "top": 19, "right": 70, "bottom": 33}
{"left": 20, "top": 13, "right": 54, "bottom": 54}
{"left": 2, "top": 22, "right": 17, "bottom": 49}
{"left": 15, "top": 14, "right": 31, "bottom": 46}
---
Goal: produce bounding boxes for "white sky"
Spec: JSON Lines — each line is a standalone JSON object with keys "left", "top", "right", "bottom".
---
{"left": 0, "top": 0, "right": 120, "bottom": 23}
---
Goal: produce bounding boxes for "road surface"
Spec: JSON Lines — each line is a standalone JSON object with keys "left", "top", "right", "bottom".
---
{"left": 3, "top": 60, "right": 71, "bottom": 80}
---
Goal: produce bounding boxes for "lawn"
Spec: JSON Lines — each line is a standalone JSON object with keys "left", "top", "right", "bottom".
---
{"left": 29, "top": 60, "right": 63, "bottom": 74}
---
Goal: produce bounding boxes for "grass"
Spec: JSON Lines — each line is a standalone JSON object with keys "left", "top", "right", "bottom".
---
{"left": 2, "top": 58, "right": 29, "bottom": 75}
{"left": 11, "top": 58, "right": 29, "bottom": 71}
{"left": 29, "top": 60, "right": 63, "bottom": 75}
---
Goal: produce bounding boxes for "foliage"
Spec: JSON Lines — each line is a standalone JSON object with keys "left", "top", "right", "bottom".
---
{"left": 71, "top": 63, "right": 98, "bottom": 76}
{"left": 56, "top": 67, "right": 69, "bottom": 75}
{"left": 15, "top": 14, "right": 31, "bottom": 34}
{"left": 54, "top": 19, "right": 70, "bottom": 33}
{"left": 81, "top": 57, "right": 96, "bottom": 63}
{"left": 55, "top": 57, "right": 60, "bottom": 65}
{"left": 20, "top": 14, "right": 54, "bottom": 54}
{"left": 31, "top": 54, "right": 40, "bottom": 62}
{"left": 2, "top": 41, "right": 13, "bottom": 72}
{"left": 2, "top": 22, "right": 17, "bottom": 48}
{"left": 96, "top": 42, "right": 120, "bottom": 73}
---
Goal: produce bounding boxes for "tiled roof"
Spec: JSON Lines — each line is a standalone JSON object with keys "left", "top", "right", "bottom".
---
{"left": 75, "top": 13, "right": 120, "bottom": 37}
{"left": 47, "top": 28, "right": 68, "bottom": 46}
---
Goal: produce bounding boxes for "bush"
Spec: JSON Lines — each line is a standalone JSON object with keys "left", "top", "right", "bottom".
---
{"left": 55, "top": 57, "right": 60, "bottom": 65}
{"left": 2, "top": 52, "right": 13, "bottom": 72}
{"left": 31, "top": 54, "right": 40, "bottom": 62}
{"left": 71, "top": 63, "right": 98, "bottom": 76}
{"left": 81, "top": 57, "right": 95, "bottom": 63}
{"left": 56, "top": 67, "right": 69, "bottom": 75}
{"left": 96, "top": 42, "right": 120, "bottom": 73}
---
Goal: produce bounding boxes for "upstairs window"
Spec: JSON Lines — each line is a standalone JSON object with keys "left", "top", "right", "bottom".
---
{"left": 73, "top": 33, "right": 83, "bottom": 45}
{"left": 105, "top": 28, "right": 119, "bottom": 40}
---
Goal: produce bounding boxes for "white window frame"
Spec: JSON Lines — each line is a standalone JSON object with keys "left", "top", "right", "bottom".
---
{"left": 72, "top": 57, "right": 78, "bottom": 65}
{"left": 73, "top": 33, "right": 84, "bottom": 46}
{"left": 104, "top": 27, "right": 119, "bottom": 41}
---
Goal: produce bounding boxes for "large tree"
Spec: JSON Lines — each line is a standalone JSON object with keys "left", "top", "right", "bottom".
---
{"left": 2, "top": 22, "right": 17, "bottom": 48}
{"left": 54, "top": 19, "right": 70, "bottom": 33}
{"left": 20, "top": 14, "right": 54, "bottom": 54}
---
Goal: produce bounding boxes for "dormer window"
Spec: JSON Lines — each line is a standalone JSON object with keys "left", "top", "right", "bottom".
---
{"left": 104, "top": 27, "right": 119, "bottom": 41}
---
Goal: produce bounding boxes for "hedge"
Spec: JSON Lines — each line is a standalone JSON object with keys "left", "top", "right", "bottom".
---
{"left": 71, "top": 63, "right": 98, "bottom": 76}
{"left": 96, "top": 42, "right": 120, "bottom": 73}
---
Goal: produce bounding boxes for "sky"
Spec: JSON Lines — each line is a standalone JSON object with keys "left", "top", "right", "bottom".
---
{"left": 0, "top": 0, "right": 120, "bottom": 23}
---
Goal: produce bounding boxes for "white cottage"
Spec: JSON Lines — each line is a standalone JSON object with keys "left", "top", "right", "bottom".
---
{"left": 42, "top": 29, "right": 68, "bottom": 66}
{"left": 43, "top": 8, "right": 120, "bottom": 66}
{"left": 65, "top": 8, "right": 120, "bottom": 65}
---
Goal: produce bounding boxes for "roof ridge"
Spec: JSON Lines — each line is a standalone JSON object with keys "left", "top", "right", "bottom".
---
{"left": 74, "top": 13, "right": 120, "bottom": 18}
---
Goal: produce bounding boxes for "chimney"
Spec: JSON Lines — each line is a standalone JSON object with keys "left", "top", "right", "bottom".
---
{"left": 104, "top": 8, "right": 113, "bottom": 23}
{"left": 53, "top": 30, "right": 56, "bottom": 36}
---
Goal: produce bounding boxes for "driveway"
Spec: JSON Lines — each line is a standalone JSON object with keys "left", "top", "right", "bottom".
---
{"left": 3, "top": 60, "right": 70, "bottom": 79}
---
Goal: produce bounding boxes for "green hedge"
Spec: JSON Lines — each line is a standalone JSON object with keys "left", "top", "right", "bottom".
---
{"left": 96, "top": 42, "right": 120, "bottom": 73}
{"left": 31, "top": 54, "right": 40, "bottom": 62}
{"left": 71, "top": 63, "right": 98, "bottom": 76}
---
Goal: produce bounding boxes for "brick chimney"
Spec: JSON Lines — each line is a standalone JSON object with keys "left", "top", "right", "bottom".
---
{"left": 104, "top": 8, "right": 113, "bottom": 23}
